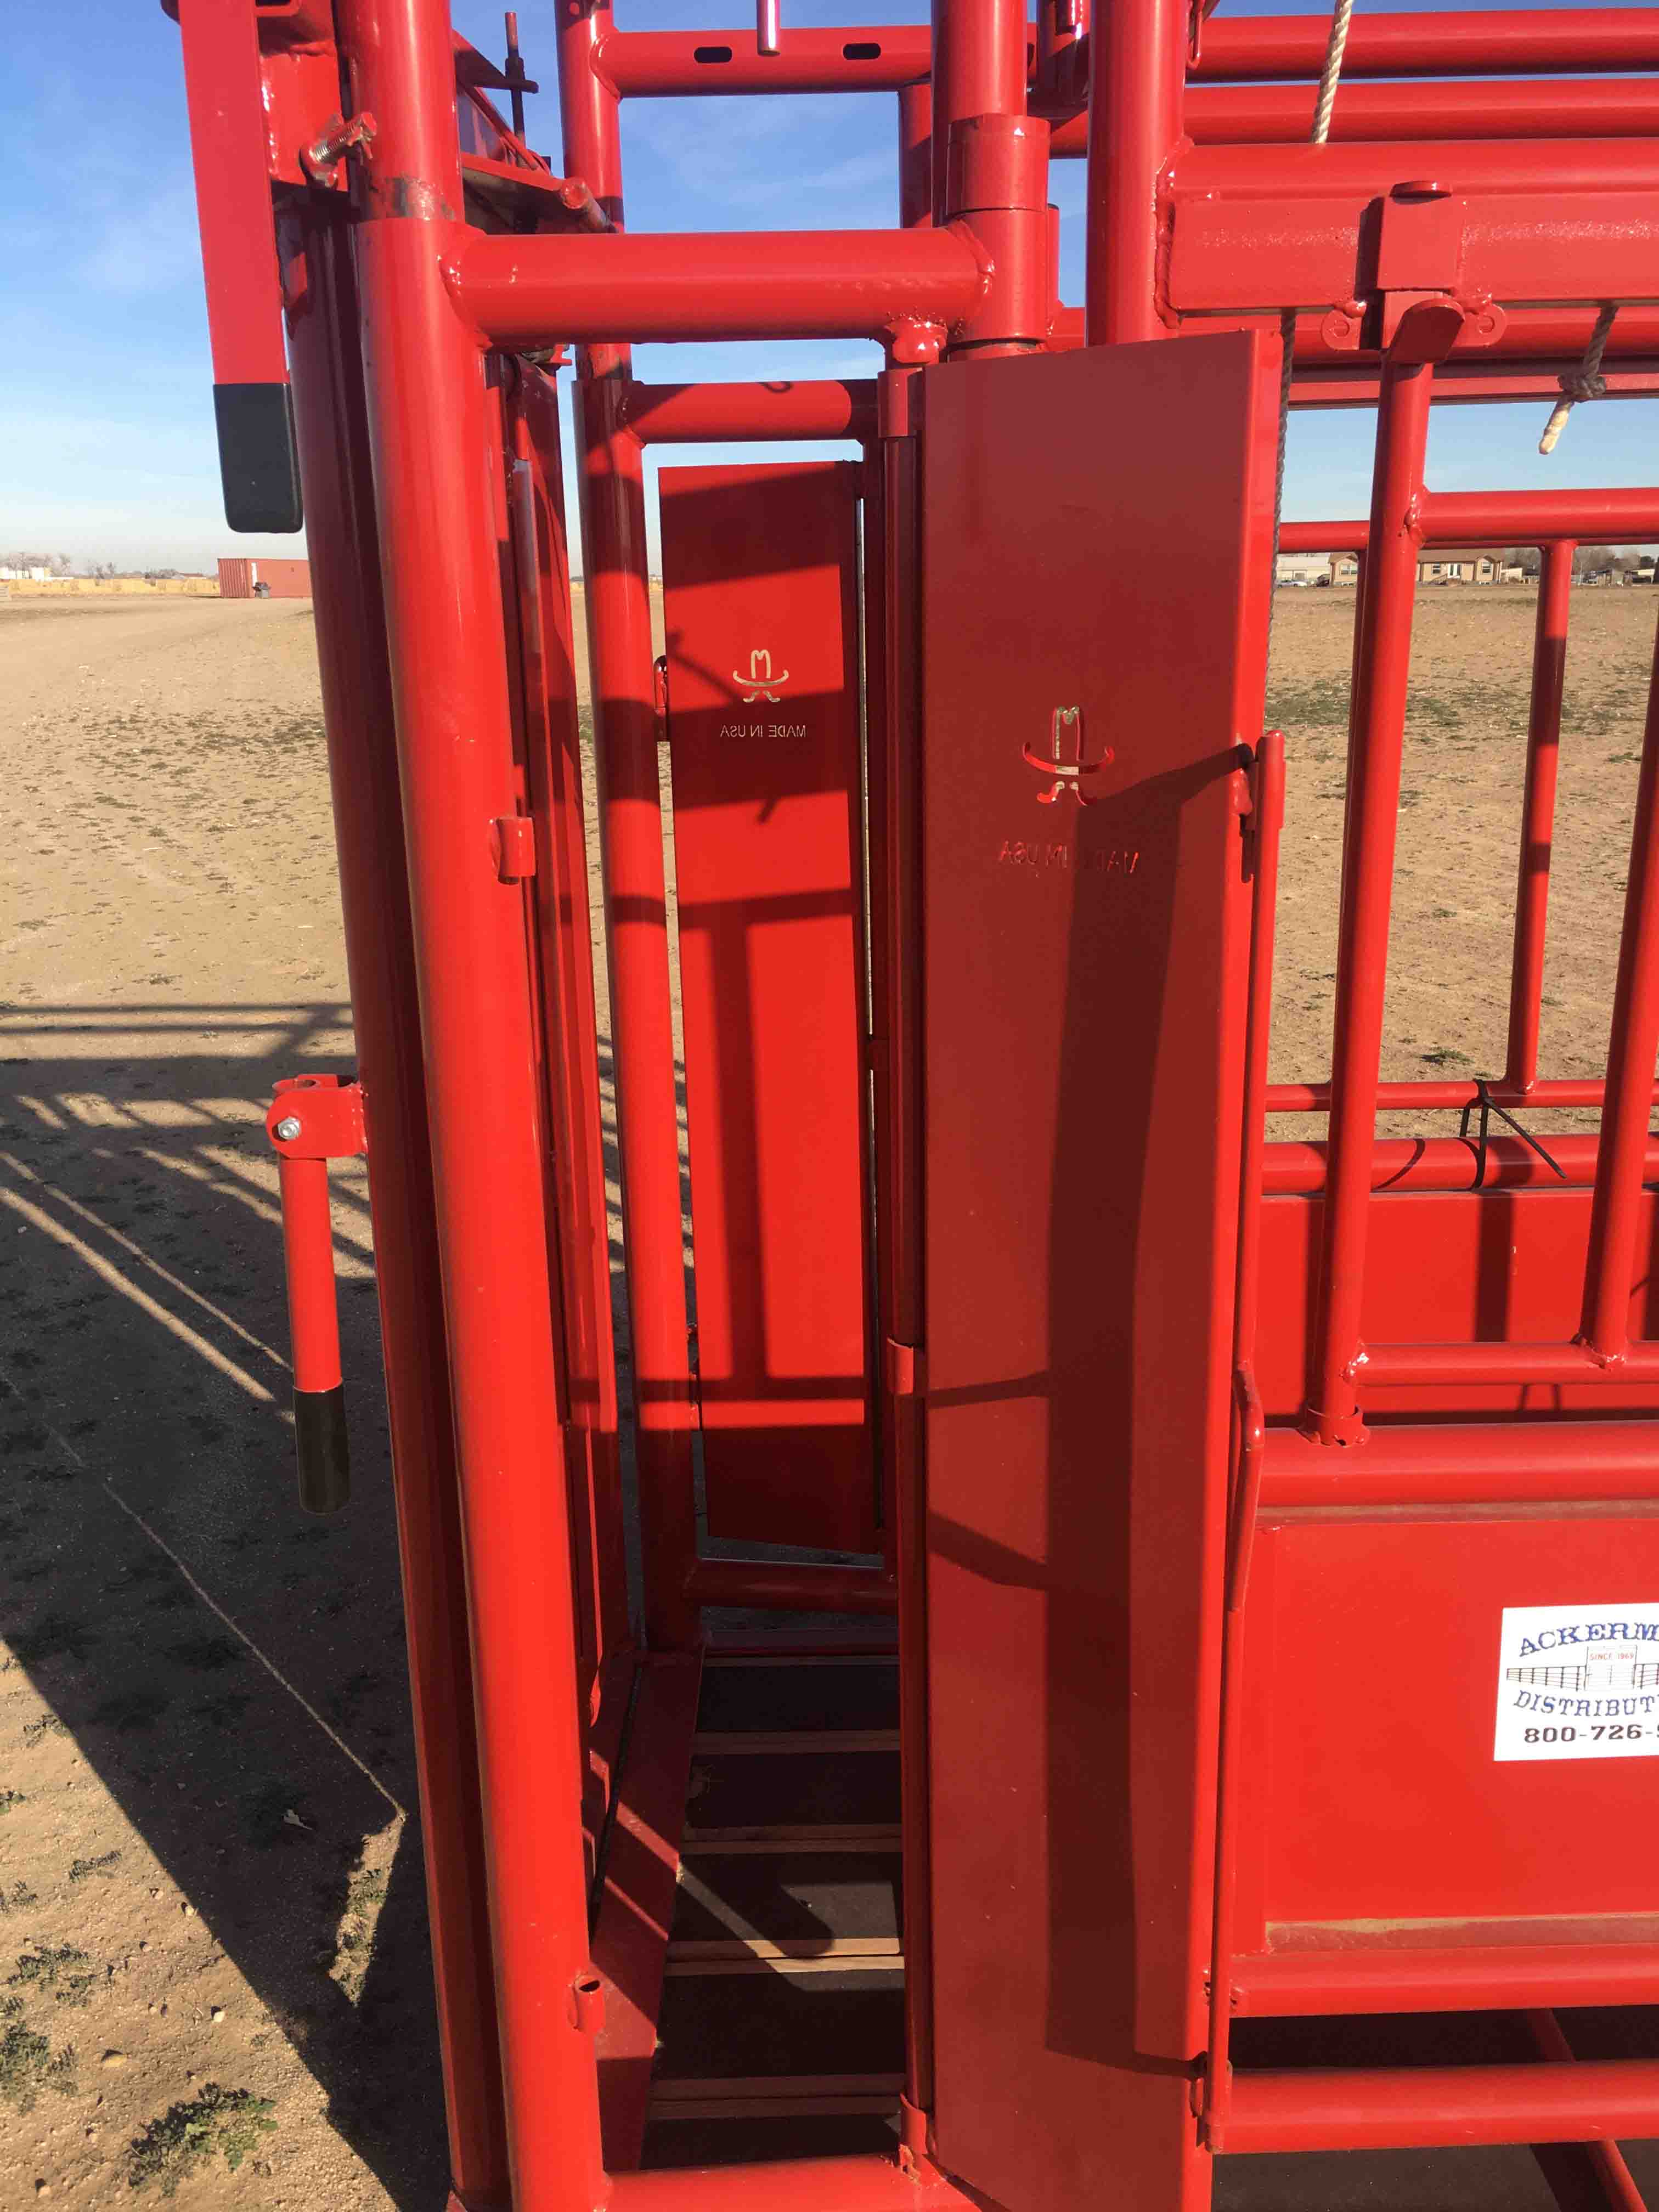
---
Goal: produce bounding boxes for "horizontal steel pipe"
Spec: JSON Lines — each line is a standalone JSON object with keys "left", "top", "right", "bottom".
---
{"left": 1361, "top": 1340, "right": 1659, "bottom": 1389}
{"left": 1289, "top": 362, "right": 1659, "bottom": 410}
{"left": 1262, "top": 1134, "right": 1659, "bottom": 1197}
{"left": 1260, "top": 1418, "right": 1659, "bottom": 1509}
{"left": 1192, "top": 9, "right": 1659, "bottom": 83}
{"left": 1233, "top": 1944, "right": 1659, "bottom": 2019}
{"left": 1049, "top": 78, "right": 1659, "bottom": 155}
{"left": 600, "top": 25, "right": 932, "bottom": 97}
{"left": 686, "top": 1559, "right": 899, "bottom": 1616}
{"left": 620, "top": 377, "right": 876, "bottom": 445}
{"left": 1178, "top": 136, "right": 1659, "bottom": 202}
{"left": 1187, "top": 77, "right": 1659, "bottom": 145}
{"left": 1223, "top": 2058, "right": 1659, "bottom": 2154}
{"left": 451, "top": 227, "right": 985, "bottom": 347}
{"left": 1266, "top": 1076, "right": 1637, "bottom": 1114}
{"left": 1280, "top": 491, "right": 1659, "bottom": 553}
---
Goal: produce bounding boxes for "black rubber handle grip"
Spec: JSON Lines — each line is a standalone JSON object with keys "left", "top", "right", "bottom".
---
{"left": 213, "top": 381, "right": 303, "bottom": 533}
{"left": 293, "top": 1384, "right": 349, "bottom": 1514}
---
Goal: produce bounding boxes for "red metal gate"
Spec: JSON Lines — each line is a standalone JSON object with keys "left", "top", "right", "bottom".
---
{"left": 920, "top": 332, "right": 1277, "bottom": 2210}
{"left": 171, "top": 0, "right": 1659, "bottom": 2207}
{"left": 660, "top": 461, "right": 877, "bottom": 1554}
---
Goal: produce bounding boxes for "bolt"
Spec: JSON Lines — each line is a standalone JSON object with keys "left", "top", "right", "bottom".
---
{"left": 274, "top": 1115, "right": 302, "bottom": 1143}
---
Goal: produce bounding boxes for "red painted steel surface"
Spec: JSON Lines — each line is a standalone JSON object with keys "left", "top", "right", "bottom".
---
{"left": 1234, "top": 1514, "right": 1659, "bottom": 1933}
{"left": 174, "top": 0, "right": 289, "bottom": 386}
{"left": 335, "top": 1, "right": 607, "bottom": 2202}
{"left": 919, "top": 333, "right": 1277, "bottom": 2212}
{"left": 504, "top": 366, "right": 628, "bottom": 1688}
{"left": 1225, "top": 2057, "right": 1659, "bottom": 2154}
{"left": 277, "top": 200, "right": 510, "bottom": 2199}
{"left": 660, "top": 462, "right": 876, "bottom": 1554}
{"left": 1256, "top": 1188, "right": 1659, "bottom": 1420}
{"left": 170, "top": 0, "right": 1659, "bottom": 2200}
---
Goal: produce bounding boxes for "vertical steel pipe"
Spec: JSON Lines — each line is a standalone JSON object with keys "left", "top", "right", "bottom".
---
{"left": 335, "top": 0, "right": 606, "bottom": 2203}
{"left": 558, "top": 0, "right": 700, "bottom": 1649}
{"left": 278, "top": 201, "right": 510, "bottom": 2200}
{"left": 1085, "top": 0, "right": 1187, "bottom": 343}
{"left": 899, "top": 81, "right": 934, "bottom": 228}
{"left": 1303, "top": 357, "right": 1435, "bottom": 1443}
{"left": 929, "top": 0, "right": 1029, "bottom": 221}
{"left": 1579, "top": 607, "right": 1659, "bottom": 1363}
{"left": 1505, "top": 541, "right": 1574, "bottom": 1092}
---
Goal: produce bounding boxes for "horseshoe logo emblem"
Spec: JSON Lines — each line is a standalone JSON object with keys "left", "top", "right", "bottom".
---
{"left": 1022, "top": 706, "right": 1111, "bottom": 805}
{"left": 733, "top": 646, "right": 791, "bottom": 703}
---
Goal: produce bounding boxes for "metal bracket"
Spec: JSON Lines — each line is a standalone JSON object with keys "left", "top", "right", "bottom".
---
{"left": 267, "top": 1073, "right": 367, "bottom": 1159}
{"left": 490, "top": 814, "right": 538, "bottom": 883}
{"left": 300, "top": 109, "right": 378, "bottom": 189}
{"left": 884, "top": 1338, "right": 926, "bottom": 1397}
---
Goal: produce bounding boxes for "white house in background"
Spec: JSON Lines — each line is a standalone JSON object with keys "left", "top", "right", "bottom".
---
{"left": 1418, "top": 549, "right": 1500, "bottom": 584}
{"left": 1275, "top": 554, "right": 1331, "bottom": 586}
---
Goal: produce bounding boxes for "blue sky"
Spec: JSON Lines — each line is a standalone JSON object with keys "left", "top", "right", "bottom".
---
{"left": 4, "top": 0, "right": 1654, "bottom": 571}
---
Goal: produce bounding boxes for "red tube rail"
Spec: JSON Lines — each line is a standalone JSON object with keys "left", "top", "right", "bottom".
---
{"left": 1302, "top": 348, "right": 1435, "bottom": 1446}
{"left": 1279, "top": 489, "right": 1659, "bottom": 552}
{"left": 1261, "top": 1418, "right": 1659, "bottom": 1510}
{"left": 559, "top": 5, "right": 701, "bottom": 1651}
{"left": 1084, "top": 0, "right": 1184, "bottom": 345}
{"left": 1506, "top": 541, "right": 1573, "bottom": 1091}
{"left": 1184, "top": 77, "right": 1659, "bottom": 145}
{"left": 1579, "top": 611, "right": 1659, "bottom": 1364}
{"left": 1224, "top": 2058, "right": 1659, "bottom": 2155}
{"left": 451, "top": 225, "right": 986, "bottom": 348}
{"left": 1193, "top": 8, "right": 1659, "bottom": 84}
{"left": 620, "top": 377, "right": 876, "bottom": 445}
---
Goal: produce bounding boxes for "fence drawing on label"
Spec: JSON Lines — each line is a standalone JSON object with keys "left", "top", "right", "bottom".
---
{"left": 1506, "top": 1658, "right": 1659, "bottom": 1694}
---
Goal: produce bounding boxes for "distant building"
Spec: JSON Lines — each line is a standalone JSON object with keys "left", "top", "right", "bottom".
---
{"left": 1274, "top": 554, "right": 1330, "bottom": 587}
{"left": 218, "top": 557, "right": 312, "bottom": 600}
{"left": 1418, "top": 550, "right": 1500, "bottom": 585}
{"left": 1329, "top": 553, "right": 1360, "bottom": 586}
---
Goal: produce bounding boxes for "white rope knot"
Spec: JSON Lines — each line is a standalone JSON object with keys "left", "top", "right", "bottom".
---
{"left": 1540, "top": 304, "right": 1617, "bottom": 454}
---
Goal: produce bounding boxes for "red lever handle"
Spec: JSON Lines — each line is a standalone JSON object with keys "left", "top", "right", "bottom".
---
{"left": 174, "top": 0, "right": 303, "bottom": 532}
{"left": 267, "top": 1077, "right": 366, "bottom": 1514}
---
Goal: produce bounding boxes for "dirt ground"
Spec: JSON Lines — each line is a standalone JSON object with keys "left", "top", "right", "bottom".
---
{"left": 1, "top": 582, "right": 1656, "bottom": 2208}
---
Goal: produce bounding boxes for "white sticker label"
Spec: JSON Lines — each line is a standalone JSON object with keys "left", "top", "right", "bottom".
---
{"left": 1494, "top": 1604, "right": 1659, "bottom": 1761}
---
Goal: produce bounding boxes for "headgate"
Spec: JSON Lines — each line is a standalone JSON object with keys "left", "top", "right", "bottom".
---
{"left": 170, "top": 0, "right": 1659, "bottom": 2208}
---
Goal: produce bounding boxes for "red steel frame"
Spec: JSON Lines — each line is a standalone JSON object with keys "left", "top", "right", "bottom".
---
{"left": 167, "top": 0, "right": 1659, "bottom": 2206}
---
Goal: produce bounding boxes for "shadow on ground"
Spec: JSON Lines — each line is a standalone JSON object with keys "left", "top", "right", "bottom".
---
{"left": 1, "top": 1001, "right": 452, "bottom": 2206}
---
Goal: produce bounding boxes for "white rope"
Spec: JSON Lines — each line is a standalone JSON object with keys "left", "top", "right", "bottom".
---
{"left": 1271, "top": 0, "right": 1355, "bottom": 625}
{"left": 1311, "top": 0, "right": 1356, "bottom": 145}
{"left": 1539, "top": 304, "right": 1618, "bottom": 455}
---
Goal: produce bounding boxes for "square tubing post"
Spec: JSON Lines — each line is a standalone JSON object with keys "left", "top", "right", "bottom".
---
{"left": 1084, "top": 0, "right": 1187, "bottom": 343}
{"left": 1302, "top": 348, "right": 1436, "bottom": 1444}
{"left": 558, "top": 0, "right": 699, "bottom": 1650}
{"left": 332, "top": 1, "right": 606, "bottom": 2202}
{"left": 1504, "top": 539, "right": 1574, "bottom": 1092}
{"left": 876, "top": 388, "right": 936, "bottom": 2141}
{"left": 279, "top": 197, "right": 510, "bottom": 2205}
{"left": 1579, "top": 605, "right": 1659, "bottom": 1363}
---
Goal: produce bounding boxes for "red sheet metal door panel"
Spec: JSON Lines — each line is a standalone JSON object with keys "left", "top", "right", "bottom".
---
{"left": 659, "top": 461, "right": 876, "bottom": 1554}
{"left": 919, "top": 334, "right": 1279, "bottom": 2212}
{"left": 1236, "top": 1510, "right": 1659, "bottom": 1939}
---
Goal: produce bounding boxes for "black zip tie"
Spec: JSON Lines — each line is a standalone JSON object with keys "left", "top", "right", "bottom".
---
{"left": 1458, "top": 1078, "right": 1566, "bottom": 1190}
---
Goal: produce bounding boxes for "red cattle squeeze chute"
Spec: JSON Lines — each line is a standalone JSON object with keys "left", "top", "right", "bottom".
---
{"left": 171, "top": 0, "right": 1659, "bottom": 2205}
